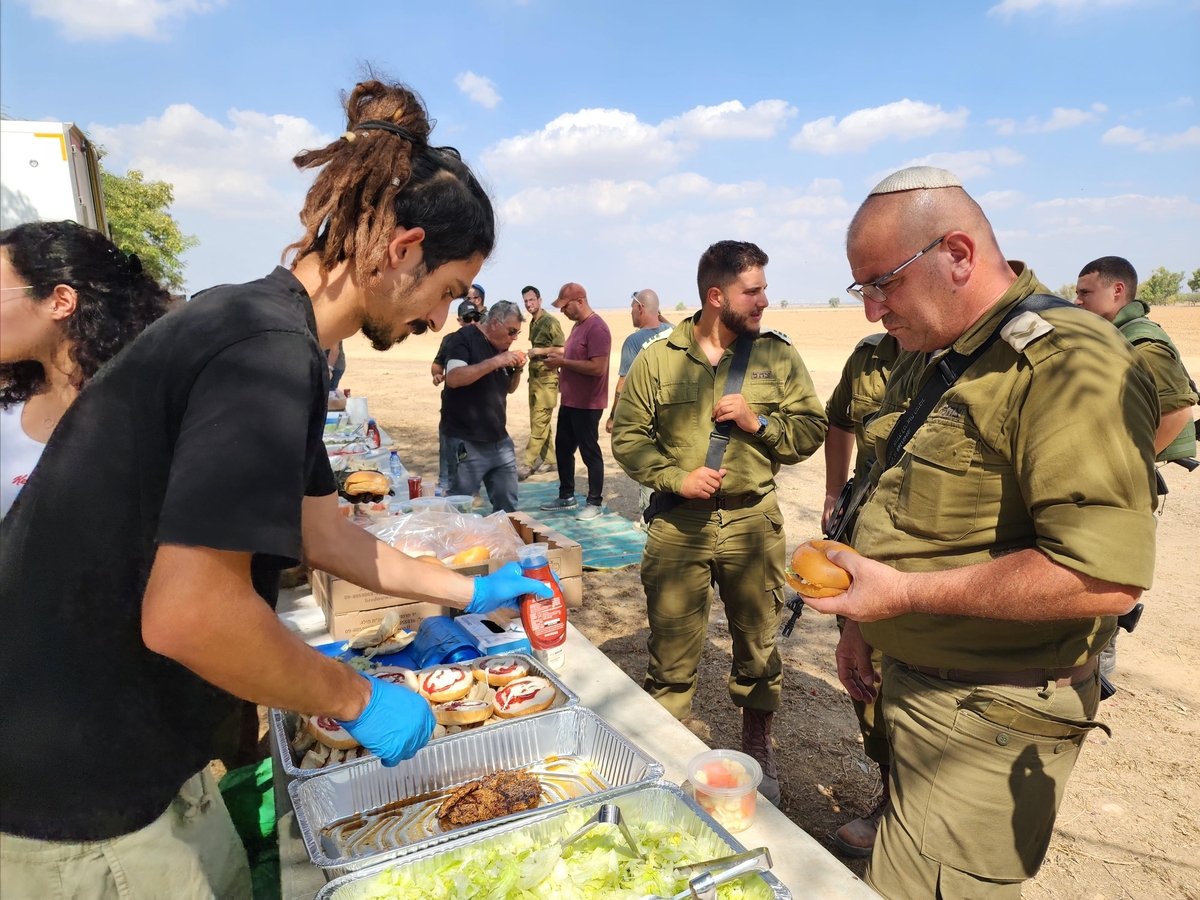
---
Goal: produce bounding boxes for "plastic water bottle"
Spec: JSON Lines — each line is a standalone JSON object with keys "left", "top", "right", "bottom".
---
{"left": 389, "top": 450, "right": 402, "bottom": 488}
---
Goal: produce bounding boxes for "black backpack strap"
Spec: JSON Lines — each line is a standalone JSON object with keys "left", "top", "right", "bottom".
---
{"left": 703, "top": 335, "right": 755, "bottom": 470}
{"left": 884, "top": 294, "right": 1071, "bottom": 469}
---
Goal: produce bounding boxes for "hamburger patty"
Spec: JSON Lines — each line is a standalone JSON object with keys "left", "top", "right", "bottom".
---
{"left": 435, "top": 770, "right": 542, "bottom": 828}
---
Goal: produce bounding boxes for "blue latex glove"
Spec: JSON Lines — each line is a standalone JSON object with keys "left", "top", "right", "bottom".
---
{"left": 337, "top": 676, "right": 435, "bottom": 767}
{"left": 469, "top": 561, "right": 553, "bottom": 614}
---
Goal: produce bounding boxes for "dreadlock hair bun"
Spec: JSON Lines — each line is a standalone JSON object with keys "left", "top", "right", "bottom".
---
{"left": 287, "top": 76, "right": 495, "bottom": 286}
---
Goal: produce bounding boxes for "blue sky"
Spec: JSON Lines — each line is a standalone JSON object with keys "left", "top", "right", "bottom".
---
{"left": 2, "top": 0, "right": 1197, "bottom": 306}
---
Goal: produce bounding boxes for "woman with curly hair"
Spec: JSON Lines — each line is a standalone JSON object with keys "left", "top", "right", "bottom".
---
{"left": 0, "top": 220, "right": 170, "bottom": 516}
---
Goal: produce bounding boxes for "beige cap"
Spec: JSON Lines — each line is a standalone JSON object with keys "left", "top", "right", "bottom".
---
{"left": 869, "top": 165, "right": 962, "bottom": 196}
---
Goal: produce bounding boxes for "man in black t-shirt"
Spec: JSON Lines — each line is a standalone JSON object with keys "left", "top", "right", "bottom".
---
{"left": 433, "top": 300, "right": 483, "bottom": 493}
{"left": 442, "top": 300, "right": 527, "bottom": 511}
{"left": 0, "top": 79, "right": 552, "bottom": 900}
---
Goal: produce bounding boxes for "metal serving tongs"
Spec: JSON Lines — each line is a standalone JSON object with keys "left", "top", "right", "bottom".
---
{"left": 559, "top": 803, "right": 644, "bottom": 859}
{"left": 640, "top": 847, "right": 774, "bottom": 900}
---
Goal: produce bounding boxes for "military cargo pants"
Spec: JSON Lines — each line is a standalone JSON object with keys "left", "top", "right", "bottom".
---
{"left": 837, "top": 618, "right": 890, "bottom": 768}
{"left": 523, "top": 374, "right": 558, "bottom": 469}
{"left": 867, "top": 658, "right": 1104, "bottom": 900}
{"left": 0, "top": 768, "right": 250, "bottom": 900}
{"left": 641, "top": 494, "right": 786, "bottom": 719}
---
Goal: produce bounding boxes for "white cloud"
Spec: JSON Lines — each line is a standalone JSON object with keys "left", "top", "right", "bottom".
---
{"left": 1031, "top": 193, "right": 1200, "bottom": 223}
{"left": 454, "top": 72, "right": 502, "bottom": 109}
{"left": 868, "top": 147, "right": 1026, "bottom": 184}
{"left": 988, "top": 0, "right": 1141, "bottom": 17}
{"left": 1102, "top": 125, "right": 1147, "bottom": 144}
{"left": 91, "top": 104, "right": 332, "bottom": 218}
{"left": 1167, "top": 97, "right": 1193, "bottom": 108}
{"left": 17, "top": 0, "right": 218, "bottom": 40}
{"left": 1102, "top": 124, "right": 1200, "bottom": 152}
{"left": 790, "top": 99, "right": 969, "bottom": 154}
{"left": 663, "top": 100, "right": 797, "bottom": 139}
{"left": 987, "top": 106, "right": 1101, "bottom": 135}
{"left": 980, "top": 189, "right": 1025, "bottom": 210}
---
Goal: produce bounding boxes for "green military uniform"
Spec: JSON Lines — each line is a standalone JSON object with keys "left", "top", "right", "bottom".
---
{"left": 524, "top": 311, "right": 565, "bottom": 469}
{"left": 824, "top": 332, "right": 902, "bottom": 769}
{"left": 611, "top": 314, "right": 827, "bottom": 718}
{"left": 851, "top": 264, "right": 1159, "bottom": 898}
{"left": 1112, "top": 299, "right": 1198, "bottom": 462}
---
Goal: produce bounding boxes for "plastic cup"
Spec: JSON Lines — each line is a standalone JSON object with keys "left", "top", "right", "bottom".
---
{"left": 407, "top": 475, "right": 422, "bottom": 500}
{"left": 687, "top": 749, "right": 763, "bottom": 833}
{"left": 517, "top": 542, "right": 550, "bottom": 570}
{"left": 445, "top": 494, "right": 474, "bottom": 514}
{"left": 345, "top": 397, "right": 369, "bottom": 425}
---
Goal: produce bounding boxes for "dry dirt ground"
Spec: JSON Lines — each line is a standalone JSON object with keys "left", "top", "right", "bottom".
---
{"left": 344, "top": 305, "right": 1200, "bottom": 900}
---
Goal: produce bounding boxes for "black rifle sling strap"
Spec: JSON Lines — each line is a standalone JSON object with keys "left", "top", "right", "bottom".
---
{"left": 884, "top": 294, "right": 1073, "bottom": 469}
{"left": 703, "top": 335, "right": 756, "bottom": 470}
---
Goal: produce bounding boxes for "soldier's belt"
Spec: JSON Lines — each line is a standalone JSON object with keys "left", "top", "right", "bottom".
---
{"left": 681, "top": 492, "right": 761, "bottom": 511}
{"left": 898, "top": 655, "right": 1097, "bottom": 689}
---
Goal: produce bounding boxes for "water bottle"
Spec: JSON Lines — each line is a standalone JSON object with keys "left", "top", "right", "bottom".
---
{"left": 389, "top": 450, "right": 402, "bottom": 489}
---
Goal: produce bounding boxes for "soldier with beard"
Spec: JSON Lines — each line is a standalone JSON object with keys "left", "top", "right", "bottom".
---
{"left": 611, "top": 240, "right": 827, "bottom": 805}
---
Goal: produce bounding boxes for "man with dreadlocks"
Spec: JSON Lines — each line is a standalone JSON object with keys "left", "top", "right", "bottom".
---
{"left": 0, "top": 78, "right": 551, "bottom": 898}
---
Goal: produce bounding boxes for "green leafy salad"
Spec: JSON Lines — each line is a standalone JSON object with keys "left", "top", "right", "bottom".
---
{"left": 355, "top": 810, "right": 755, "bottom": 899}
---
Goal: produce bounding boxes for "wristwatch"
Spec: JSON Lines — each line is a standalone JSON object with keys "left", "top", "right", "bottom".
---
{"left": 755, "top": 415, "right": 769, "bottom": 436}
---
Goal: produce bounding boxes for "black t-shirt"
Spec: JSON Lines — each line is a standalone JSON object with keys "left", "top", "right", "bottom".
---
{"left": 439, "top": 325, "right": 513, "bottom": 443}
{"left": 0, "top": 267, "right": 335, "bottom": 841}
{"left": 433, "top": 323, "right": 475, "bottom": 368}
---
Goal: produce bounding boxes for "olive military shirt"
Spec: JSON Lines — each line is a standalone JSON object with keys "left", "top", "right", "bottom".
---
{"left": 825, "top": 332, "right": 903, "bottom": 485}
{"left": 1112, "top": 299, "right": 1197, "bottom": 462}
{"left": 611, "top": 313, "right": 828, "bottom": 497}
{"left": 855, "top": 264, "right": 1159, "bottom": 671}
{"left": 527, "top": 311, "right": 565, "bottom": 381}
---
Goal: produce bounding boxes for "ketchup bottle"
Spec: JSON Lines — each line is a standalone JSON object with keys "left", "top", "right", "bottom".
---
{"left": 517, "top": 542, "right": 567, "bottom": 669}
{"left": 365, "top": 417, "right": 382, "bottom": 449}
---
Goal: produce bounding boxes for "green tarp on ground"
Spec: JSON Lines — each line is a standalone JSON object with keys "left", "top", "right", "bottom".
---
{"left": 515, "top": 482, "right": 646, "bottom": 570}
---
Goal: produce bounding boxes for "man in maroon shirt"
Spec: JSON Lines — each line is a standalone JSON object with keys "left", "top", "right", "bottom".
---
{"left": 540, "top": 283, "right": 611, "bottom": 520}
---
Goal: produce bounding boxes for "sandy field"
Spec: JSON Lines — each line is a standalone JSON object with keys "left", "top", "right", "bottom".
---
{"left": 342, "top": 304, "right": 1199, "bottom": 900}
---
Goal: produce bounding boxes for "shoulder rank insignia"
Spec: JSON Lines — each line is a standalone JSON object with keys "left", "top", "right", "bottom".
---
{"left": 855, "top": 332, "right": 887, "bottom": 350}
{"left": 760, "top": 328, "right": 792, "bottom": 345}
{"left": 1000, "top": 311, "right": 1054, "bottom": 353}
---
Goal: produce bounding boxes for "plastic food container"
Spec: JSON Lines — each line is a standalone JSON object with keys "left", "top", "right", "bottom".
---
{"left": 687, "top": 748, "right": 762, "bottom": 832}
{"left": 408, "top": 497, "right": 452, "bottom": 513}
{"left": 444, "top": 494, "right": 474, "bottom": 514}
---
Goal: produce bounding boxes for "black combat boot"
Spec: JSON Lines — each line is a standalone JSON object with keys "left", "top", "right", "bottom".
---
{"left": 833, "top": 764, "right": 891, "bottom": 857}
{"left": 741, "top": 708, "right": 781, "bottom": 807}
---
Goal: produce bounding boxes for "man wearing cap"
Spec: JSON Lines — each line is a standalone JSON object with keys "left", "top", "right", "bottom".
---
{"left": 518, "top": 285, "right": 565, "bottom": 480}
{"left": 467, "top": 283, "right": 486, "bottom": 314}
{"left": 805, "top": 167, "right": 1158, "bottom": 898}
{"left": 612, "top": 242, "right": 827, "bottom": 805}
{"left": 540, "top": 283, "right": 611, "bottom": 521}
{"left": 432, "top": 300, "right": 483, "bottom": 493}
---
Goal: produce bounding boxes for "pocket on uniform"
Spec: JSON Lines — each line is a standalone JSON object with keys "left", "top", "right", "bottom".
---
{"left": 743, "top": 381, "right": 781, "bottom": 412}
{"left": 655, "top": 381, "right": 699, "bottom": 448}
{"left": 892, "top": 420, "right": 983, "bottom": 541}
{"left": 920, "top": 689, "right": 1104, "bottom": 880}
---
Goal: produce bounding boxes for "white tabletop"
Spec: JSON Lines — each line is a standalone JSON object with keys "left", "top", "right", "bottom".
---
{"left": 275, "top": 590, "right": 878, "bottom": 899}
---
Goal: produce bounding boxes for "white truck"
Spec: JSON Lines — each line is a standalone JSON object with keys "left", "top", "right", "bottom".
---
{"left": 0, "top": 120, "right": 108, "bottom": 233}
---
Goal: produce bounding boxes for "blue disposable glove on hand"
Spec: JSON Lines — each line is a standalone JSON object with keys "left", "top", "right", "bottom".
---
{"left": 337, "top": 676, "right": 435, "bottom": 767}
{"left": 469, "top": 561, "right": 552, "bottom": 614}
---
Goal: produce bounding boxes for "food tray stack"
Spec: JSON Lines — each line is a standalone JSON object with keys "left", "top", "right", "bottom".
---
{"left": 270, "top": 653, "right": 580, "bottom": 783}
{"left": 292, "top": 706, "right": 664, "bottom": 879}
{"left": 313, "top": 782, "right": 791, "bottom": 899}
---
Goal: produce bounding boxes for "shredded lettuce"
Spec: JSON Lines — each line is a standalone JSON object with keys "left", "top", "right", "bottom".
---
{"left": 357, "top": 812, "right": 754, "bottom": 899}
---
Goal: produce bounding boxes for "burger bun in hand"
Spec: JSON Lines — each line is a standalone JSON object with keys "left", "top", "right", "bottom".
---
{"left": 786, "top": 540, "right": 859, "bottom": 598}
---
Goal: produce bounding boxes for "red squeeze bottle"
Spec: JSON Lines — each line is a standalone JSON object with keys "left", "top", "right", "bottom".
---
{"left": 517, "top": 542, "right": 566, "bottom": 669}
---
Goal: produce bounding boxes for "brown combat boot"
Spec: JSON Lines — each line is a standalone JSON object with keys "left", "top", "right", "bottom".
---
{"left": 741, "top": 708, "right": 781, "bottom": 807}
{"left": 832, "top": 765, "right": 890, "bottom": 857}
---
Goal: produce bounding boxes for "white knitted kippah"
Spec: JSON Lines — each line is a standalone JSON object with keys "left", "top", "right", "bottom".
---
{"left": 869, "top": 166, "right": 962, "bottom": 196}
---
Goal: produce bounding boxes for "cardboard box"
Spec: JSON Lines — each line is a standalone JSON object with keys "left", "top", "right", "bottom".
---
{"left": 310, "top": 562, "right": 489, "bottom": 616}
{"left": 504, "top": 512, "right": 584, "bottom": 608}
{"left": 318, "top": 597, "right": 450, "bottom": 641}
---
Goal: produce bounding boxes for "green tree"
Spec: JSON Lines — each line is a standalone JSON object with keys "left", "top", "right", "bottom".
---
{"left": 675, "top": 301, "right": 686, "bottom": 312}
{"left": 101, "top": 168, "right": 197, "bottom": 292}
{"left": 1057, "top": 283, "right": 1077, "bottom": 302}
{"left": 778, "top": 298, "right": 789, "bottom": 308}
{"left": 1137, "top": 266, "right": 1184, "bottom": 306}
{"left": 828, "top": 296, "right": 840, "bottom": 308}
{"left": 1188, "top": 267, "right": 1200, "bottom": 293}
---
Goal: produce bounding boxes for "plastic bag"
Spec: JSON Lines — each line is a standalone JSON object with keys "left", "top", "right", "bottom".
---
{"left": 366, "top": 510, "right": 525, "bottom": 563}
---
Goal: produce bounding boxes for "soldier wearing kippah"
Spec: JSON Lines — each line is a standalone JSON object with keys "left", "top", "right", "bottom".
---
{"left": 805, "top": 167, "right": 1159, "bottom": 898}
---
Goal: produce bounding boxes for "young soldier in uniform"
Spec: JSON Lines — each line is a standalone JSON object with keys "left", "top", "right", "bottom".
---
{"left": 0, "top": 78, "right": 551, "bottom": 898}
{"left": 612, "top": 241, "right": 827, "bottom": 805}
{"left": 1075, "top": 256, "right": 1197, "bottom": 678}
{"left": 821, "top": 331, "right": 902, "bottom": 856}
{"left": 807, "top": 167, "right": 1158, "bottom": 899}
{"left": 519, "top": 285, "right": 565, "bottom": 480}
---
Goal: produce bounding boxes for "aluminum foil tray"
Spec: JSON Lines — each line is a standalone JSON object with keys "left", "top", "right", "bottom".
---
{"left": 314, "top": 782, "right": 791, "bottom": 899}
{"left": 291, "top": 706, "right": 664, "bottom": 879}
{"left": 271, "top": 652, "right": 579, "bottom": 781}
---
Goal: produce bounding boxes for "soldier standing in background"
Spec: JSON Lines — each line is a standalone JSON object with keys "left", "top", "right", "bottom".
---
{"left": 821, "top": 330, "right": 902, "bottom": 857}
{"left": 812, "top": 167, "right": 1157, "bottom": 899}
{"left": 518, "top": 285, "right": 565, "bottom": 480}
{"left": 612, "top": 241, "right": 827, "bottom": 805}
